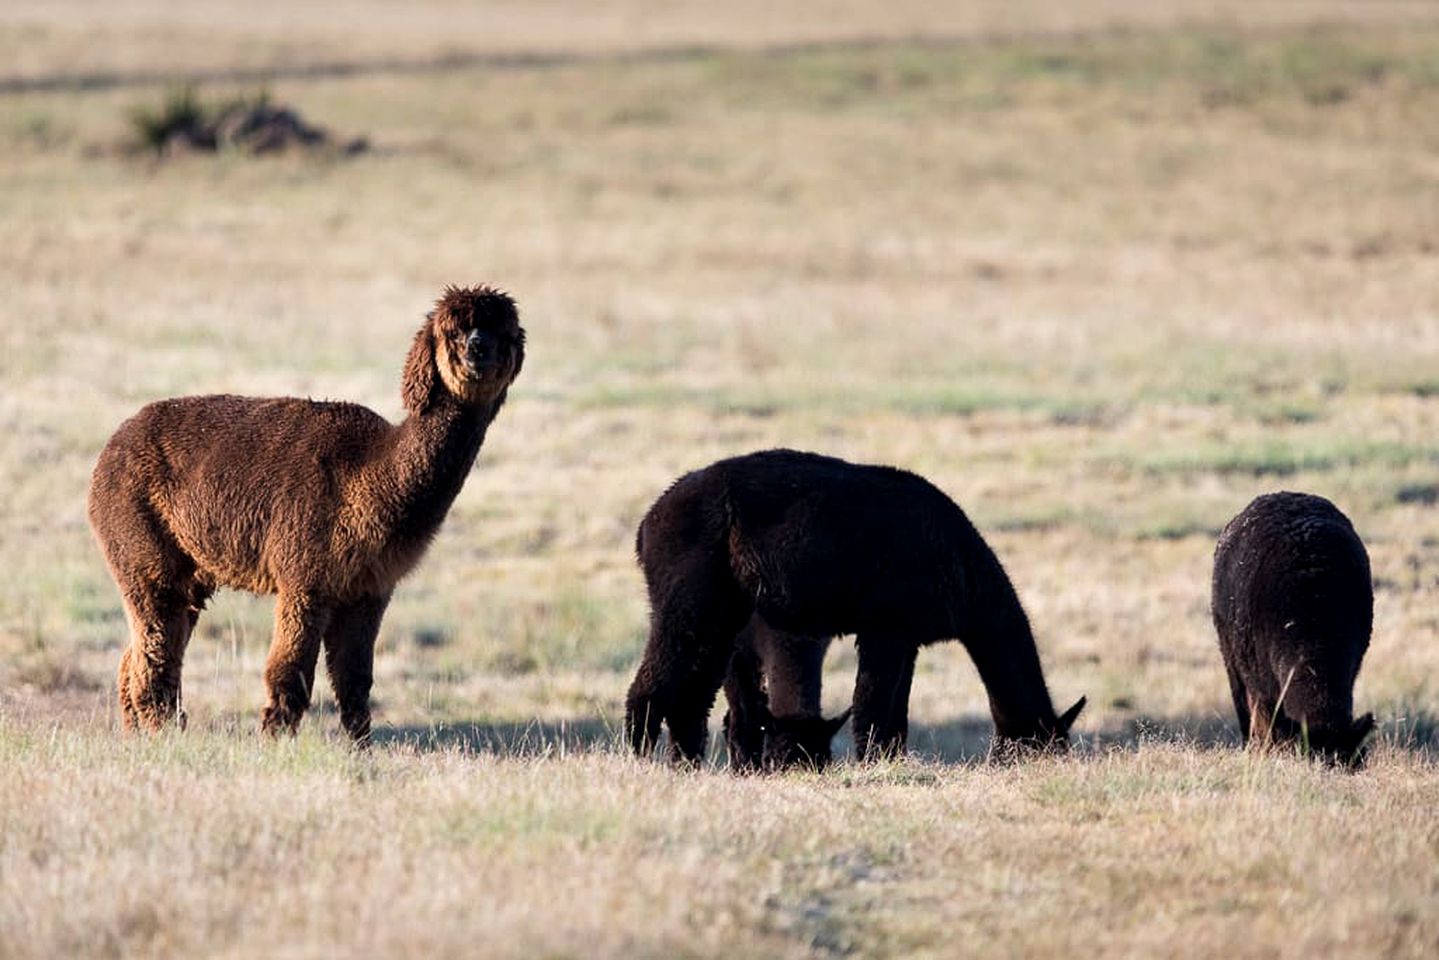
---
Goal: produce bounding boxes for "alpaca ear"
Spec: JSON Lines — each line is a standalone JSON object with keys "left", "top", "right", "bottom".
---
{"left": 1056, "top": 696, "right": 1087, "bottom": 734}
{"left": 402, "top": 319, "right": 438, "bottom": 414}
{"left": 509, "top": 338, "right": 525, "bottom": 381}
{"left": 1339, "top": 713, "right": 1376, "bottom": 769}
{"left": 1352, "top": 712, "right": 1376, "bottom": 744}
{"left": 825, "top": 707, "right": 853, "bottom": 738}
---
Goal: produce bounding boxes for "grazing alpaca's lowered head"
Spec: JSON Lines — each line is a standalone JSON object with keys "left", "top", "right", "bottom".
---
{"left": 626, "top": 449, "right": 1084, "bottom": 766}
{"left": 758, "top": 707, "right": 852, "bottom": 772}
{"left": 88, "top": 285, "right": 524, "bottom": 741}
{"left": 1212, "top": 491, "right": 1375, "bottom": 768}
{"left": 722, "top": 616, "right": 850, "bottom": 773}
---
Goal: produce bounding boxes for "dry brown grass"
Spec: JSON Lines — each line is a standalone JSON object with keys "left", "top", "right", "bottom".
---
{"left": 6, "top": 0, "right": 1439, "bottom": 84}
{"left": 1, "top": 2, "right": 1437, "bottom": 956}
{"left": 1, "top": 723, "right": 1435, "bottom": 959}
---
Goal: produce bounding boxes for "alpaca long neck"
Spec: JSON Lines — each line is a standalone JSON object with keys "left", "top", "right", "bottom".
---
{"left": 381, "top": 395, "right": 493, "bottom": 538}
{"left": 952, "top": 550, "right": 1058, "bottom": 740}
{"left": 763, "top": 636, "right": 828, "bottom": 717}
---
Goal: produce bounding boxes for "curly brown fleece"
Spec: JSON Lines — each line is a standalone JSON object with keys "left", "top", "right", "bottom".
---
{"left": 88, "top": 286, "right": 524, "bottom": 741}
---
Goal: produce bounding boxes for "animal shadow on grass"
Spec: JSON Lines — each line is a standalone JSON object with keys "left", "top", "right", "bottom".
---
{"left": 890, "top": 712, "right": 1237, "bottom": 764}
{"left": 902, "top": 709, "right": 1439, "bottom": 762}
{"left": 371, "top": 717, "right": 621, "bottom": 757}
{"left": 365, "top": 708, "right": 1437, "bottom": 762}
{"left": 1072, "top": 710, "right": 1437, "bottom": 758}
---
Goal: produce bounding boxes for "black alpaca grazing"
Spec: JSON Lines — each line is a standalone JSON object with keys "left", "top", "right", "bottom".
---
{"left": 1211, "top": 492, "right": 1375, "bottom": 766}
{"left": 626, "top": 449, "right": 1085, "bottom": 764}
{"left": 722, "top": 616, "right": 849, "bottom": 772}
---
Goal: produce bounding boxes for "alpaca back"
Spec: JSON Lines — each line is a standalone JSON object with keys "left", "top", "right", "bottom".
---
{"left": 631, "top": 448, "right": 1077, "bottom": 761}
{"left": 1212, "top": 492, "right": 1372, "bottom": 728}
{"left": 88, "top": 394, "right": 411, "bottom": 595}
{"left": 706, "top": 449, "right": 983, "bottom": 639}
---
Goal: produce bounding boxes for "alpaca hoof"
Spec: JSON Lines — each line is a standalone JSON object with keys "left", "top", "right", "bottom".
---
{"left": 123, "top": 695, "right": 185, "bottom": 733}
{"left": 260, "top": 705, "right": 302, "bottom": 737}
{"left": 342, "top": 715, "right": 373, "bottom": 747}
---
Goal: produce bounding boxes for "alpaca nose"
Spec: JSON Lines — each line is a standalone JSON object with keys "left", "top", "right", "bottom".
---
{"left": 466, "top": 329, "right": 492, "bottom": 365}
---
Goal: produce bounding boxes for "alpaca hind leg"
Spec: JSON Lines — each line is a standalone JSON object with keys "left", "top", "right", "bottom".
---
{"left": 1246, "top": 693, "right": 1276, "bottom": 751}
{"left": 626, "top": 580, "right": 749, "bottom": 763}
{"left": 1226, "top": 665, "right": 1251, "bottom": 745}
{"left": 663, "top": 632, "right": 736, "bottom": 765}
{"left": 852, "top": 637, "right": 916, "bottom": 761}
{"left": 626, "top": 626, "right": 735, "bottom": 763}
{"left": 97, "top": 495, "right": 200, "bottom": 732}
{"left": 323, "top": 595, "right": 389, "bottom": 745}
{"left": 625, "top": 669, "right": 666, "bottom": 758}
{"left": 116, "top": 587, "right": 195, "bottom": 731}
{"left": 261, "top": 591, "right": 331, "bottom": 736}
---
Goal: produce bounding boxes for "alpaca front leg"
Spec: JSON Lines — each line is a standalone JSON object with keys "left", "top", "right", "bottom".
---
{"left": 261, "top": 592, "right": 331, "bottom": 736}
{"left": 852, "top": 638, "right": 915, "bottom": 761}
{"left": 324, "top": 595, "right": 389, "bottom": 745}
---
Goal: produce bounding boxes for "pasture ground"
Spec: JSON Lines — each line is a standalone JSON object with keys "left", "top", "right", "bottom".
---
{"left": 1, "top": 2, "right": 1437, "bottom": 956}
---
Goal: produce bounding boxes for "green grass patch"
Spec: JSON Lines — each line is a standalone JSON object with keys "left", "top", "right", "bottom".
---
{"left": 1115, "top": 439, "right": 1439, "bottom": 478}
{"left": 430, "top": 585, "right": 642, "bottom": 676}
{"left": 579, "top": 378, "right": 1109, "bottom": 422}
{"left": 693, "top": 27, "right": 1439, "bottom": 117}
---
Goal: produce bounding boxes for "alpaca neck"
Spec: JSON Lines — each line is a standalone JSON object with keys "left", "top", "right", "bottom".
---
{"left": 762, "top": 636, "right": 828, "bottom": 717}
{"left": 380, "top": 392, "right": 497, "bottom": 540}
{"left": 952, "top": 553, "right": 1059, "bottom": 741}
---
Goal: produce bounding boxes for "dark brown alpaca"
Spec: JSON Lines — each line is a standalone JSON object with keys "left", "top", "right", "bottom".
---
{"left": 1211, "top": 492, "right": 1375, "bottom": 767}
{"left": 722, "top": 616, "right": 849, "bottom": 772}
{"left": 88, "top": 286, "right": 524, "bottom": 742}
{"left": 627, "top": 449, "right": 1085, "bottom": 765}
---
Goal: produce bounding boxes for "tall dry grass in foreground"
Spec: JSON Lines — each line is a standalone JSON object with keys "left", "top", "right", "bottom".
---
{"left": 0, "top": 2, "right": 1437, "bottom": 956}
{"left": 1, "top": 722, "right": 1435, "bottom": 959}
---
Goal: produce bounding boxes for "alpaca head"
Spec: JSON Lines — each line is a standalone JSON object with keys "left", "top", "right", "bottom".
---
{"left": 760, "top": 707, "right": 851, "bottom": 772}
{"left": 994, "top": 695, "right": 1086, "bottom": 760}
{"left": 1304, "top": 712, "right": 1376, "bottom": 770}
{"left": 403, "top": 285, "right": 526, "bottom": 414}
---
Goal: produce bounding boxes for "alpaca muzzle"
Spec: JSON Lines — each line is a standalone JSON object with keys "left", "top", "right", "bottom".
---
{"left": 463, "top": 329, "right": 497, "bottom": 376}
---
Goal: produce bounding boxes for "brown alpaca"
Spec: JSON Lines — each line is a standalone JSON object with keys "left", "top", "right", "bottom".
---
{"left": 88, "top": 286, "right": 524, "bottom": 741}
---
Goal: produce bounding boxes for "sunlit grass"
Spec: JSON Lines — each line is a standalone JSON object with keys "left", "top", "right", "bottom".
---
{"left": 1, "top": 5, "right": 1438, "bottom": 957}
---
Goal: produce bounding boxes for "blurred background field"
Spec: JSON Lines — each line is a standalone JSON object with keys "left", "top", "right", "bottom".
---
{"left": 1, "top": 2, "right": 1436, "bottom": 957}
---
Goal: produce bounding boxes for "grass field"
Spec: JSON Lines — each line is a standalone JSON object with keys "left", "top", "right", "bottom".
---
{"left": 1, "top": 2, "right": 1437, "bottom": 957}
